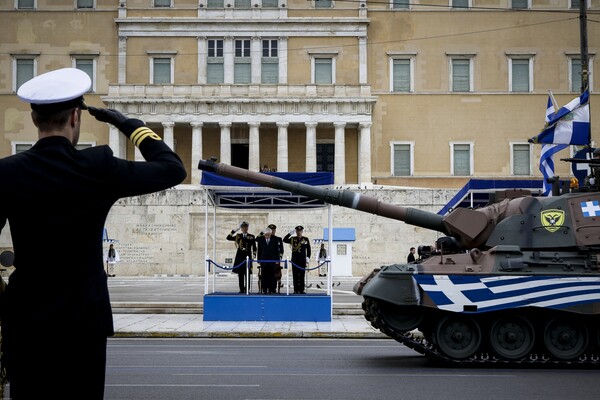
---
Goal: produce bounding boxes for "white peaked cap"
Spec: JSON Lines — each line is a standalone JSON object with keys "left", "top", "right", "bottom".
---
{"left": 17, "top": 68, "right": 91, "bottom": 105}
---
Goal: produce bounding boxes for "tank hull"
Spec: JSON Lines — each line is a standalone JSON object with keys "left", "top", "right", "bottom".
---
{"left": 357, "top": 264, "right": 600, "bottom": 364}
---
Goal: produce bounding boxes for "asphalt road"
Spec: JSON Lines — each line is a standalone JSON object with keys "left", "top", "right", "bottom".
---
{"left": 100, "top": 338, "right": 600, "bottom": 400}
{"left": 107, "top": 275, "right": 363, "bottom": 306}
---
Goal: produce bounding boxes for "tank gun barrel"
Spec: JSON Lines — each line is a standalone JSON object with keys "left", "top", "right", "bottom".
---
{"left": 198, "top": 159, "right": 447, "bottom": 233}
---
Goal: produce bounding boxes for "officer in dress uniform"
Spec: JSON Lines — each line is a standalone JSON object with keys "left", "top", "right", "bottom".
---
{"left": 283, "top": 225, "right": 312, "bottom": 294}
{"left": 268, "top": 224, "right": 285, "bottom": 293}
{"left": 0, "top": 68, "right": 186, "bottom": 399}
{"left": 226, "top": 221, "right": 256, "bottom": 293}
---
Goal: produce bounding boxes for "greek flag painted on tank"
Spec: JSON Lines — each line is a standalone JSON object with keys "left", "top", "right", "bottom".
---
{"left": 414, "top": 275, "right": 600, "bottom": 313}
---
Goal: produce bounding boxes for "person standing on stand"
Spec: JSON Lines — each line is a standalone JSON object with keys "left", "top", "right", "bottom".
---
{"left": 283, "top": 225, "right": 311, "bottom": 294}
{"left": 256, "top": 227, "right": 280, "bottom": 294}
{"left": 268, "top": 224, "right": 284, "bottom": 293}
{"left": 226, "top": 221, "right": 256, "bottom": 293}
{"left": 105, "top": 243, "right": 120, "bottom": 277}
{"left": 0, "top": 68, "right": 186, "bottom": 399}
{"left": 317, "top": 243, "right": 327, "bottom": 277}
{"left": 407, "top": 247, "right": 416, "bottom": 263}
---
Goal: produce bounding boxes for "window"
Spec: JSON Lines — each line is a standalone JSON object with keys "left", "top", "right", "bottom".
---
{"left": 14, "top": 57, "right": 36, "bottom": 92}
{"left": 262, "top": 0, "right": 279, "bottom": 6}
{"left": 207, "top": 0, "right": 224, "bottom": 7}
{"left": 151, "top": 57, "right": 172, "bottom": 84}
{"left": 511, "top": 143, "right": 531, "bottom": 175}
{"left": 312, "top": 57, "right": 335, "bottom": 84}
{"left": 262, "top": 39, "right": 279, "bottom": 84}
{"left": 315, "top": 0, "right": 332, "bottom": 8}
{"left": 451, "top": 0, "right": 469, "bottom": 8}
{"left": 570, "top": 57, "right": 583, "bottom": 92}
{"left": 392, "top": 0, "right": 409, "bottom": 9}
{"left": 73, "top": 57, "right": 95, "bottom": 92}
{"left": 511, "top": 0, "right": 529, "bottom": 8}
{"left": 76, "top": 0, "right": 94, "bottom": 8}
{"left": 153, "top": 0, "right": 171, "bottom": 7}
{"left": 450, "top": 58, "right": 472, "bottom": 92}
{"left": 207, "top": 39, "right": 224, "bottom": 84}
{"left": 509, "top": 57, "right": 532, "bottom": 92}
{"left": 17, "top": 0, "right": 35, "bottom": 9}
{"left": 391, "top": 58, "right": 412, "bottom": 92}
{"left": 235, "top": 0, "right": 251, "bottom": 7}
{"left": 391, "top": 142, "right": 413, "bottom": 176}
{"left": 570, "top": 0, "right": 580, "bottom": 8}
{"left": 234, "top": 39, "right": 251, "bottom": 84}
{"left": 451, "top": 142, "right": 472, "bottom": 176}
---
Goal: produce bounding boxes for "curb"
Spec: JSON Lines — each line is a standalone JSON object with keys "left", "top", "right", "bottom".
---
{"left": 113, "top": 331, "right": 388, "bottom": 339}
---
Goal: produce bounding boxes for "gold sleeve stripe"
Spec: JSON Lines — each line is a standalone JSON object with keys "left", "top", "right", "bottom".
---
{"left": 130, "top": 127, "right": 162, "bottom": 147}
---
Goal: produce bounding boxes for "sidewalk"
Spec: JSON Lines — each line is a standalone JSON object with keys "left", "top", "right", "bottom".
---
{"left": 113, "top": 313, "right": 387, "bottom": 339}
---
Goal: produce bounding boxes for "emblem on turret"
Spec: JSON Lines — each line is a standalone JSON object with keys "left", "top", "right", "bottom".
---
{"left": 541, "top": 209, "right": 565, "bottom": 232}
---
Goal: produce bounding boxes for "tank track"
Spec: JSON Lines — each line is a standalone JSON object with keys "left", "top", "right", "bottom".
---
{"left": 362, "top": 297, "right": 600, "bottom": 368}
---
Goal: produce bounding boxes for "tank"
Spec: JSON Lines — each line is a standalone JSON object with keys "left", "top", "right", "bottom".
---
{"left": 198, "top": 158, "right": 600, "bottom": 366}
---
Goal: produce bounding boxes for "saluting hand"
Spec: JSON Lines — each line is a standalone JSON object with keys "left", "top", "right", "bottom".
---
{"left": 88, "top": 107, "right": 129, "bottom": 133}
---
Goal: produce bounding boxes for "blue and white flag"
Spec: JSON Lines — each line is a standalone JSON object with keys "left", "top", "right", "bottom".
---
{"left": 529, "top": 90, "right": 590, "bottom": 145}
{"left": 539, "top": 94, "right": 567, "bottom": 196}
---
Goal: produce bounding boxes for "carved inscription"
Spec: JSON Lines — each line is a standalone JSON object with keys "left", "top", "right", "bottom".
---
{"left": 117, "top": 243, "right": 152, "bottom": 264}
{"left": 132, "top": 223, "right": 178, "bottom": 235}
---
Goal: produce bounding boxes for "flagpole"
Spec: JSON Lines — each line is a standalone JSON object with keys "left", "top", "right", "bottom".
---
{"left": 579, "top": 0, "right": 591, "bottom": 150}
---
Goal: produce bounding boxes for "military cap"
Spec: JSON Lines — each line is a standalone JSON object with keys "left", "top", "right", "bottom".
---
{"left": 240, "top": 221, "right": 249, "bottom": 227}
{"left": 17, "top": 68, "right": 91, "bottom": 113}
{"left": 295, "top": 225, "right": 304, "bottom": 230}
{"left": 593, "top": 148, "right": 600, "bottom": 156}
{"left": 268, "top": 224, "right": 276, "bottom": 229}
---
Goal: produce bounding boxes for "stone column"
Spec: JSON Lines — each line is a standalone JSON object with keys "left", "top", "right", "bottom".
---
{"left": 334, "top": 122, "right": 346, "bottom": 185}
{"left": 359, "top": 122, "right": 372, "bottom": 187}
{"left": 224, "top": 37, "right": 234, "bottom": 84}
{"left": 251, "top": 36, "right": 261, "bottom": 84}
{"left": 358, "top": 36, "right": 368, "bottom": 85}
{"left": 162, "top": 122, "right": 175, "bottom": 151}
{"left": 279, "top": 37, "right": 288, "bottom": 84}
{"left": 248, "top": 122, "right": 261, "bottom": 172}
{"left": 118, "top": 37, "right": 127, "bottom": 84}
{"left": 198, "top": 37, "right": 207, "bottom": 84}
{"left": 220, "top": 122, "right": 232, "bottom": 165}
{"left": 305, "top": 122, "right": 317, "bottom": 172}
{"left": 191, "top": 122, "right": 204, "bottom": 185}
{"left": 277, "top": 121, "right": 289, "bottom": 172}
{"left": 108, "top": 125, "right": 126, "bottom": 159}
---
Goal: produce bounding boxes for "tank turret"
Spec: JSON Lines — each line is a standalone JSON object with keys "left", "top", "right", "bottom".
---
{"left": 199, "top": 158, "right": 600, "bottom": 366}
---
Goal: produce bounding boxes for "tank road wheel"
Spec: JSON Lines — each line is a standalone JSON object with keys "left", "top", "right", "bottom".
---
{"left": 543, "top": 318, "right": 588, "bottom": 360}
{"left": 435, "top": 316, "right": 481, "bottom": 360}
{"left": 489, "top": 316, "right": 535, "bottom": 360}
{"left": 381, "top": 304, "right": 424, "bottom": 333}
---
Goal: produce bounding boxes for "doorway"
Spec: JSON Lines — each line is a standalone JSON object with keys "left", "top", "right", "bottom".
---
{"left": 231, "top": 143, "right": 249, "bottom": 169}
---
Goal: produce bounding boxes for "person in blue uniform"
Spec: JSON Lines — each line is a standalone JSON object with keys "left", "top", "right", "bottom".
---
{"left": 0, "top": 68, "right": 186, "bottom": 399}
{"left": 283, "top": 225, "right": 311, "bottom": 294}
{"left": 226, "top": 221, "right": 257, "bottom": 293}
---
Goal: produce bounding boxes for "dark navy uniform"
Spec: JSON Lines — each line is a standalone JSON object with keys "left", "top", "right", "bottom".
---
{"left": 226, "top": 229, "right": 256, "bottom": 292}
{"left": 283, "top": 226, "right": 311, "bottom": 294}
{"left": 0, "top": 102, "right": 186, "bottom": 397}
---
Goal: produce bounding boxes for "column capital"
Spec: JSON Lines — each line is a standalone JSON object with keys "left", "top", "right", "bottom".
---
{"left": 248, "top": 122, "right": 261, "bottom": 128}
{"left": 276, "top": 121, "right": 289, "bottom": 128}
{"left": 305, "top": 122, "right": 318, "bottom": 128}
{"left": 162, "top": 121, "right": 175, "bottom": 128}
{"left": 219, "top": 122, "right": 232, "bottom": 128}
{"left": 333, "top": 122, "right": 347, "bottom": 128}
{"left": 190, "top": 122, "right": 204, "bottom": 128}
{"left": 359, "top": 122, "right": 372, "bottom": 129}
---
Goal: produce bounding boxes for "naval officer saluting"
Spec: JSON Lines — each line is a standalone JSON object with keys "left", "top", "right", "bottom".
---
{"left": 0, "top": 68, "right": 186, "bottom": 399}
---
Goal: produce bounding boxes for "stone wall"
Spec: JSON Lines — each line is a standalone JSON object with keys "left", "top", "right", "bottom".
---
{"left": 0, "top": 185, "right": 457, "bottom": 277}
